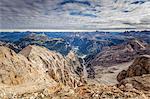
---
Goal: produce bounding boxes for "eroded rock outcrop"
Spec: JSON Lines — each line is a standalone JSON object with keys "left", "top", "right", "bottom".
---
{"left": 0, "top": 46, "right": 58, "bottom": 97}
{"left": 19, "top": 45, "right": 83, "bottom": 87}
{"left": 126, "top": 55, "right": 150, "bottom": 77}
{"left": 0, "top": 45, "right": 83, "bottom": 98}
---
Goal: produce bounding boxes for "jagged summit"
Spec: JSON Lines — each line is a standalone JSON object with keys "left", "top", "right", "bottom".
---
{"left": 20, "top": 45, "right": 83, "bottom": 87}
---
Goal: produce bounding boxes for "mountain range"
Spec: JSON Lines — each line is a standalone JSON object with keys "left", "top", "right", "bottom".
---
{"left": 0, "top": 31, "right": 150, "bottom": 98}
{"left": 0, "top": 31, "right": 149, "bottom": 55}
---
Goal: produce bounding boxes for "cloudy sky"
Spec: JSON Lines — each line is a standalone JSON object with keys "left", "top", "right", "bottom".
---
{"left": 0, "top": 0, "right": 150, "bottom": 30}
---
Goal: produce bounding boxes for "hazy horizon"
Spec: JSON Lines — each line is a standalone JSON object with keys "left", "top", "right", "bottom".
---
{"left": 1, "top": 29, "right": 150, "bottom": 33}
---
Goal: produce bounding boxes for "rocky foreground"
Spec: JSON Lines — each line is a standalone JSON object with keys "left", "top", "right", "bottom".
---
{"left": 0, "top": 45, "right": 150, "bottom": 99}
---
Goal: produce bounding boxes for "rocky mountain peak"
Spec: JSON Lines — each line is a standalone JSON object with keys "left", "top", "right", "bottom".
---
{"left": 66, "top": 50, "right": 77, "bottom": 60}
{"left": 0, "top": 45, "right": 83, "bottom": 97}
{"left": 20, "top": 45, "right": 83, "bottom": 87}
{"left": 66, "top": 51, "right": 86, "bottom": 78}
{"left": 0, "top": 46, "right": 15, "bottom": 58}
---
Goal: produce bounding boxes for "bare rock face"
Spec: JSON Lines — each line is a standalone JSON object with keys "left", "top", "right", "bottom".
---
{"left": 0, "top": 46, "right": 56, "bottom": 96}
{"left": 0, "top": 45, "right": 82, "bottom": 97}
{"left": 66, "top": 51, "right": 82, "bottom": 76}
{"left": 19, "top": 45, "right": 82, "bottom": 87}
{"left": 0, "top": 46, "right": 39, "bottom": 85}
{"left": 117, "top": 55, "right": 150, "bottom": 82}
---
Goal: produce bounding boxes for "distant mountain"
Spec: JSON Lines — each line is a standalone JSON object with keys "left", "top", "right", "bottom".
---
{"left": 87, "top": 39, "right": 150, "bottom": 67}
{"left": 15, "top": 33, "right": 72, "bottom": 55}
{"left": 63, "top": 31, "right": 150, "bottom": 56}
{"left": 0, "top": 41, "right": 21, "bottom": 52}
{"left": 0, "top": 31, "right": 150, "bottom": 56}
{"left": 0, "top": 32, "right": 29, "bottom": 42}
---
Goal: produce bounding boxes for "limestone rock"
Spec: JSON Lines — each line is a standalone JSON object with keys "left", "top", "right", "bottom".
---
{"left": 0, "top": 46, "right": 57, "bottom": 98}
{"left": 19, "top": 45, "right": 82, "bottom": 87}
{"left": 0, "top": 46, "right": 38, "bottom": 85}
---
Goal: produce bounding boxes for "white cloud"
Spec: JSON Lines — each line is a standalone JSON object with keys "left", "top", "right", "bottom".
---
{"left": 0, "top": 0, "right": 150, "bottom": 30}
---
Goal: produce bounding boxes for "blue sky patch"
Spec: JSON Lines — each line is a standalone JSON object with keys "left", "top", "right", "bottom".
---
{"left": 70, "top": 11, "right": 97, "bottom": 18}
{"left": 59, "top": 0, "right": 91, "bottom": 6}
